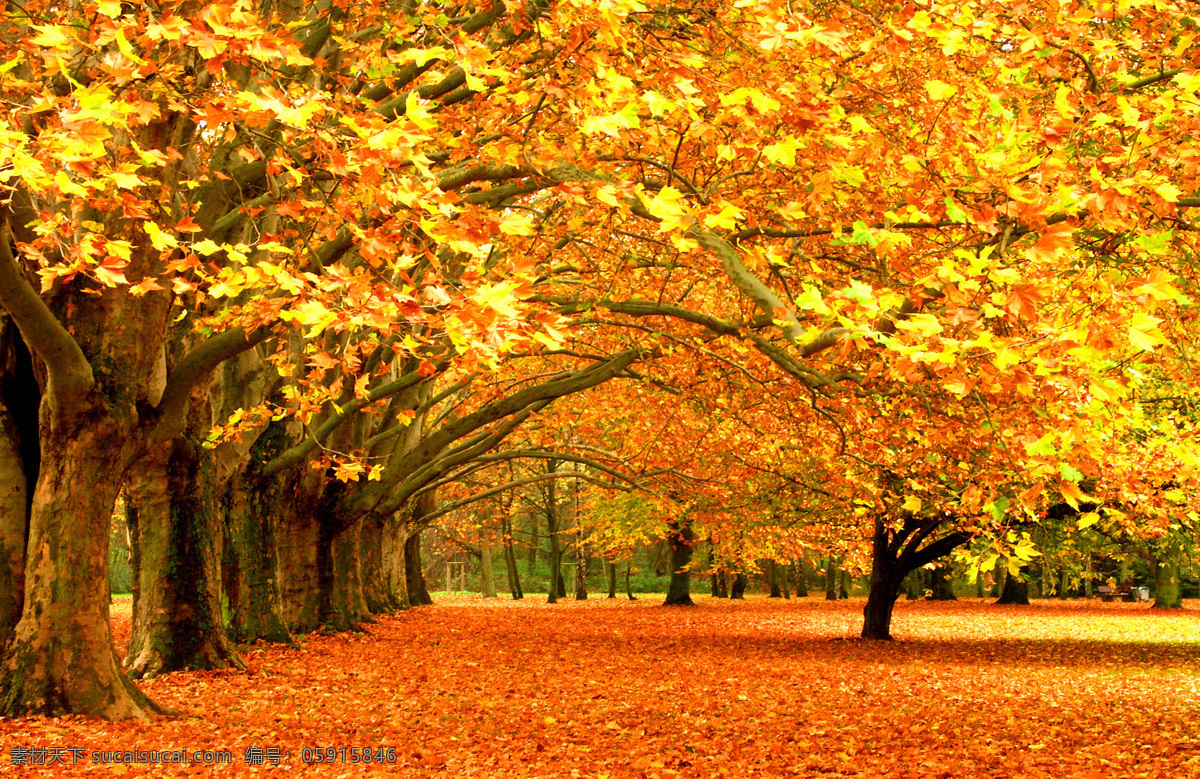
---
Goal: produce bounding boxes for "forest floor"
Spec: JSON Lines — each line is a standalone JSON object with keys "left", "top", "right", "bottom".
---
{"left": 2, "top": 596, "right": 1198, "bottom": 777}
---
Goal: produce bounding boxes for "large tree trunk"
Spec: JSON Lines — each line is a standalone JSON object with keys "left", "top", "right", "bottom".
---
{"left": 1154, "top": 561, "right": 1183, "bottom": 609}
{"left": 221, "top": 462, "right": 294, "bottom": 645}
{"left": 0, "top": 402, "right": 28, "bottom": 641}
{"left": 663, "top": 517, "right": 695, "bottom": 606}
{"left": 862, "top": 521, "right": 904, "bottom": 640}
{"left": 361, "top": 512, "right": 399, "bottom": 613}
{"left": 996, "top": 572, "right": 1030, "bottom": 605}
{"left": 380, "top": 517, "right": 411, "bottom": 610}
{"left": 794, "top": 560, "right": 809, "bottom": 597}
{"left": 730, "top": 572, "right": 747, "bottom": 599}
{"left": 124, "top": 437, "right": 244, "bottom": 679}
{"left": 0, "top": 325, "right": 37, "bottom": 641}
{"left": 0, "top": 424, "right": 168, "bottom": 719}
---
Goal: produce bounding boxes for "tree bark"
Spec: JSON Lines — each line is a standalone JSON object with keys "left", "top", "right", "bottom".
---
{"left": 1154, "top": 561, "right": 1183, "bottom": 608}
{"left": 0, "top": 324, "right": 37, "bottom": 642}
{"left": 0, "top": 423, "right": 169, "bottom": 719}
{"left": 794, "top": 561, "right": 808, "bottom": 597}
{"left": 861, "top": 516, "right": 973, "bottom": 640}
{"left": 546, "top": 460, "right": 564, "bottom": 603}
{"left": 221, "top": 463, "right": 294, "bottom": 645}
{"left": 730, "top": 572, "right": 747, "bottom": 599}
{"left": 405, "top": 520, "right": 433, "bottom": 607}
{"left": 606, "top": 560, "right": 617, "bottom": 599}
{"left": 500, "top": 512, "right": 523, "bottom": 600}
{"left": 824, "top": 558, "right": 839, "bottom": 601}
{"left": 663, "top": 517, "right": 695, "bottom": 606}
{"left": 625, "top": 561, "right": 637, "bottom": 600}
{"left": 124, "top": 436, "right": 244, "bottom": 679}
{"left": 996, "top": 571, "right": 1030, "bottom": 605}
{"left": 929, "top": 566, "right": 956, "bottom": 601}
{"left": 481, "top": 536, "right": 497, "bottom": 598}
{"left": 767, "top": 559, "right": 782, "bottom": 598}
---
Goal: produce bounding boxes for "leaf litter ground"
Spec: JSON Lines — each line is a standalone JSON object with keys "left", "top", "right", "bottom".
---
{"left": 2, "top": 596, "right": 1198, "bottom": 777}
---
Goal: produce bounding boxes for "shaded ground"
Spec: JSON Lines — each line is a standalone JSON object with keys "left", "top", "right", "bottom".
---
{"left": 2, "top": 596, "right": 1198, "bottom": 777}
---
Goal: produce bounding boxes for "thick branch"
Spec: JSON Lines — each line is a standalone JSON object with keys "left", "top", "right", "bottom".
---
{"left": 151, "top": 325, "right": 275, "bottom": 445}
{"left": 0, "top": 213, "right": 93, "bottom": 419}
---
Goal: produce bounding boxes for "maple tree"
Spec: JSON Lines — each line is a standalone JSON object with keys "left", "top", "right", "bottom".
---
{"left": 3, "top": 0, "right": 1200, "bottom": 722}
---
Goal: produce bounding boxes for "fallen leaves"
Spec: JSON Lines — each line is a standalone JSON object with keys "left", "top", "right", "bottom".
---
{"left": 2, "top": 597, "right": 1199, "bottom": 777}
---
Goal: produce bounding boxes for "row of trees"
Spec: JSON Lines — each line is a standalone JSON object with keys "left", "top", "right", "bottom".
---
{"left": 2, "top": 0, "right": 1198, "bottom": 719}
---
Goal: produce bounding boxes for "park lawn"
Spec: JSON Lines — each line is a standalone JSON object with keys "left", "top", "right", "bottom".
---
{"left": 2, "top": 596, "right": 1198, "bottom": 777}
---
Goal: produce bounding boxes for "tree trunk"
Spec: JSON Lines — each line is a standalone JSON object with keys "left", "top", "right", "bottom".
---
{"left": 824, "top": 558, "right": 839, "bottom": 601}
{"left": 996, "top": 572, "right": 1029, "bottom": 605}
{"left": 625, "top": 561, "right": 636, "bottom": 600}
{"left": 606, "top": 560, "right": 617, "bottom": 599}
{"left": 929, "top": 566, "right": 956, "bottom": 601}
{"left": 767, "top": 559, "right": 782, "bottom": 598}
{"left": 730, "top": 572, "right": 747, "bottom": 599}
{"left": 663, "top": 517, "right": 695, "bottom": 606}
{"left": 1154, "top": 561, "right": 1183, "bottom": 608}
{"left": 546, "top": 460, "right": 563, "bottom": 603}
{"left": 405, "top": 528, "right": 433, "bottom": 606}
{"left": 124, "top": 437, "right": 244, "bottom": 679}
{"left": 361, "top": 513, "right": 399, "bottom": 613}
{"left": 0, "top": 401, "right": 28, "bottom": 641}
{"left": 839, "top": 569, "right": 851, "bottom": 599}
{"left": 221, "top": 463, "right": 294, "bottom": 645}
{"left": 780, "top": 563, "right": 790, "bottom": 599}
{"left": 500, "top": 513, "right": 523, "bottom": 600}
{"left": 716, "top": 570, "right": 729, "bottom": 598}
{"left": 481, "top": 537, "right": 497, "bottom": 598}
{"left": 0, "top": 425, "right": 168, "bottom": 719}
{"left": 862, "top": 520, "right": 905, "bottom": 640}
{"left": 0, "top": 325, "right": 36, "bottom": 642}
{"left": 379, "top": 517, "right": 411, "bottom": 610}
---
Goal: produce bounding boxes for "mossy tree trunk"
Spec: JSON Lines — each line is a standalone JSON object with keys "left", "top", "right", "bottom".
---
{"left": 124, "top": 433, "right": 244, "bottom": 679}
{"left": 1154, "top": 561, "right": 1183, "bottom": 609}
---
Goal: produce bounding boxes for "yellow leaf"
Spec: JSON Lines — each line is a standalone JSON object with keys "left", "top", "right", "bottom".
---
{"left": 902, "top": 496, "right": 922, "bottom": 513}
{"left": 497, "top": 212, "right": 535, "bottom": 236}
{"left": 143, "top": 221, "right": 178, "bottom": 250}
{"left": 924, "top": 80, "right": 958, "bottom": 100}
{"left": 703, "top": 204, "right": 744, "bottom": 230}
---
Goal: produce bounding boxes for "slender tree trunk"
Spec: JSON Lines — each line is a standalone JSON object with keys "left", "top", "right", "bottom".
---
{"left": 625, "top": 561, "right": 636, "bottom": 600}
{"left": 481, "top": 537, "right": 497, "bottom": 598}
{"left": 663, "top": 517, "right": 695, "bottom": 606}
{"left": 124, "top": 436, "right": 244, "bottom": 679}
{"left": 1, "top": 424, "right": 168, "bottom": 719}
{"left": 767, "top": 559, "right": 782, "bottom": 598}
{"left": 546, "top": 460, "right": 562, "bottom": 603}
{"left": 606, "top": 560, "right": 617, "bottom": 599}
{"left": 1154, "top": 561, "right": 1183, "bottom": 608}
{"left": 526, "top": 512, "right": 538, "bottom": 576}
{"left": 780, "top": 564, "right": 791, "bottom": 599}
{"left": 500, "top": 513, "right": 523, "bottom": 600}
